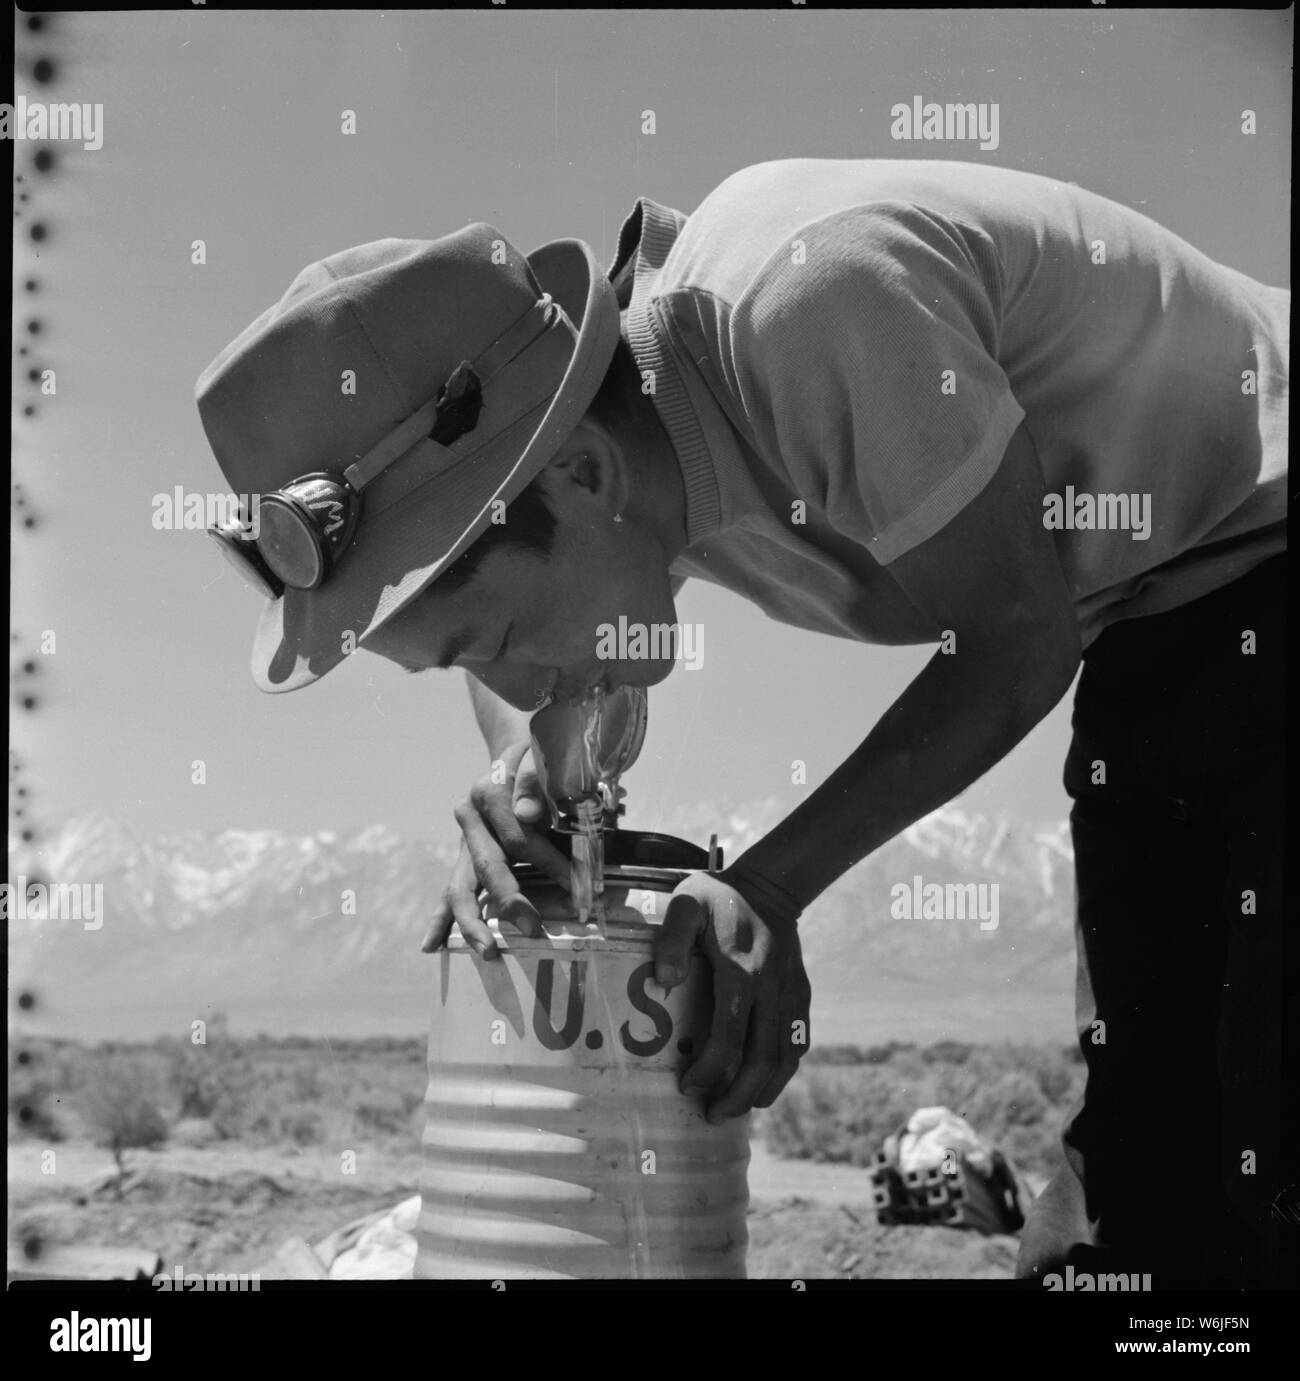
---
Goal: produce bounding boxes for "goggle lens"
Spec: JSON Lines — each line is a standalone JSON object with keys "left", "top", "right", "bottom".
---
{"left": 259, "top": 499, "right": 327, "bottom": 589}
{"left": 207, "top": 474, "right": 357, "bottom": 595}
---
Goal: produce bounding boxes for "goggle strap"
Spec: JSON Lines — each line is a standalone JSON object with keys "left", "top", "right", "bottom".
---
{"left": 343, "top": 398, "right": 440, "bottom": 491}
{"left": 342, "top": 294, "right": 570, "bottom": 492}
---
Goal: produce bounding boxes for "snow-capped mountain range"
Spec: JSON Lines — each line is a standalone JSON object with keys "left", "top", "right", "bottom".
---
{"left": 7, "top": 803, "right": 1079, "bottom": 1044}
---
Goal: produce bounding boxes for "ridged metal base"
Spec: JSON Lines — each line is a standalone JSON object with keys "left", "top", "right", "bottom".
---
{"left": 416, "top": 886, "right": 750, "bottom": 1280}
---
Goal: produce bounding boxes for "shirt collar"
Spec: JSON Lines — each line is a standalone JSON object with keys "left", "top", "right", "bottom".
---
{"left": 607, "top": 197, "right": 723, "bottom": 547}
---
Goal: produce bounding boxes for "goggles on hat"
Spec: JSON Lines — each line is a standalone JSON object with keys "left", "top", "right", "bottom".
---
{"left": 207, "top": 294, "right": 565, "bottom": 598}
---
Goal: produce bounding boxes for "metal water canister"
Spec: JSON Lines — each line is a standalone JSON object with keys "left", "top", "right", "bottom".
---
{"left": 415, "top": 832, "right": 750, "bottom": 1280}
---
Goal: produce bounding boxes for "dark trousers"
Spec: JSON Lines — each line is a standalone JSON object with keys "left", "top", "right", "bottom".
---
{"left": 1017, "top": 553, "right": 1294, "bottom": 1288}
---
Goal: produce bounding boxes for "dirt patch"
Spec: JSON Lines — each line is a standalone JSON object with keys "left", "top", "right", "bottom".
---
{"left": 10, "top": 1138, "right": 1018, "bottom": 1280}
{"left": 747, "top": 1199, "right": 1019, "bottom": 1279}
{"left": 9, "top": 1147, "right": 420, "bottom": 1276}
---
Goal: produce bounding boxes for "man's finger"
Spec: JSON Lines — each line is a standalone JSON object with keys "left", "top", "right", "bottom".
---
{"left": 654, "top": 891, "right": 706, "bottom": 990}
{"left": 476, "top": 774, "right": 571, "bottom": 893}
{"left": 422, "top": 897, "right": 454, "bottom": 954}
{"left": 707, "top": 990, "right": 784, "bottom": 1121}
{"left": 454, "top": 804, "right": 541, "bottom": 951}
{"left": 493, "top": 738, "right": 531, "bottom": 780}
{"left": 509, "top": 823, "right": 572, "bottom": 893}
{"left": 512, "top": 746, "right": 550, "bottom": 825}
{"left": 479, "top": 802, "right": 571, "bottom": 896}
{"left": 500, "top": 741, "right": 550, "bottom": 829}
{"left": 455, "top": 800, "right": 527, "bottom": 902}
{"left": 423, "top": 850, "right": 475, "bottom": 952}
{"left": 752, "top": 990, "right": 811, "bottom": 1108}
{"left": 751, "top": 1053, "right": 802, "bottom": 1110}
{"left": 493, "top": 883, "right": 543, "bottom": 939}
{"left": 512, "top": 794, "right": 547, "bottom": 827}
{"left": 680, "top": 968, "right": 751, "bottom": 1097}
{"left": 446, "top": 870, "right": 501, "bottom": 959}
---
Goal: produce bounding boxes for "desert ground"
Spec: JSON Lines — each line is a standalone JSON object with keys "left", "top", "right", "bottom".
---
{"left": 9, "top": 1035, "right": 1069, "bottom": 1280}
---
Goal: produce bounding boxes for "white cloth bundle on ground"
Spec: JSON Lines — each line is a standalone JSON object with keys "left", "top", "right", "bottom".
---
{"left": 328, "top": 1195, "right": 419, "bottom": 1280}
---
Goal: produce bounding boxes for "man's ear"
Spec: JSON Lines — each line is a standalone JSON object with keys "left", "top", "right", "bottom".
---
{"left": 546, "top": 416, "right": 629, "bottom": 516}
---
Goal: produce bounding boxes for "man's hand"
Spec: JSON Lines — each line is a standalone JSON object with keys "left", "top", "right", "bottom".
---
{"left": 653, "top": 871, "right": 812, "bottom": 1122}
{"left": 423, "top": 739, "right": 571, "bottom": 960}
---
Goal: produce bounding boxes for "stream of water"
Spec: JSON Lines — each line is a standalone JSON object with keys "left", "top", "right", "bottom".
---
{"left": 571, "top": 686, "right": 608, "bottom": 934}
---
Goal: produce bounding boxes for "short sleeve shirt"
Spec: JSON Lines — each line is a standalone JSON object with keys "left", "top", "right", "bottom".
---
{"left": 608, "top": 159, "right": 1288, "bottom": 648}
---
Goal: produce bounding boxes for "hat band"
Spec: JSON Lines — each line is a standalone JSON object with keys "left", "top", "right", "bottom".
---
{"left": 210, "top": 293, "right": 575, "bottom": 596}
{"left": 343, "top": 293, "right": 571, "bottom": 492}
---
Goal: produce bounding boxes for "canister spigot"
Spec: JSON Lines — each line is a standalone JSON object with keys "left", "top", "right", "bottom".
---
{"left": 528, "top": 685, "right": 648, "bottom": 830}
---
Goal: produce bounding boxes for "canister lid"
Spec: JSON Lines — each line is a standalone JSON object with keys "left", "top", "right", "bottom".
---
{"left": 535, "top": 827, "right": 714, "bottom": 870}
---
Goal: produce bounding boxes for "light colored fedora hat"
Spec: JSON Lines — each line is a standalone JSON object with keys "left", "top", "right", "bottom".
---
{"left": 195, "top": 223, "right": 621, "bottom": 692}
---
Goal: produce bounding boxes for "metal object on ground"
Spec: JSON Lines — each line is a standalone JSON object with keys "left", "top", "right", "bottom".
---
{"left": 416, "top": 846, "right": 750, "bottom": 1279}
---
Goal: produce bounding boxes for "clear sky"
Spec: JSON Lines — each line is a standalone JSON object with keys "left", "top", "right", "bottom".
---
{"left": 10, "top": 8, "right": 1291, "bottom": 849}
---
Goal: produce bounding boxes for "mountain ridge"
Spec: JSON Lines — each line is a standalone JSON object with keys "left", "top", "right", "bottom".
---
{"left": 7, "top": 802, "right": 1079, "bottom": 1045}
